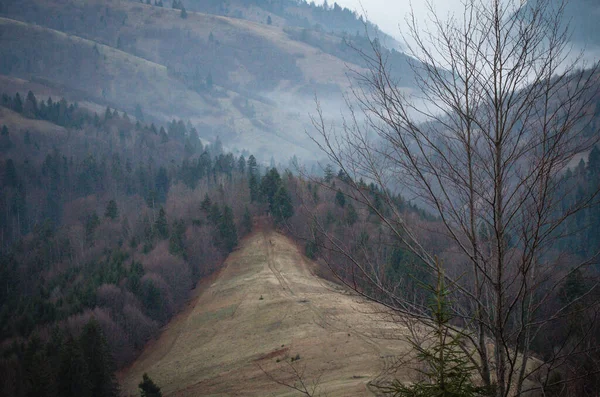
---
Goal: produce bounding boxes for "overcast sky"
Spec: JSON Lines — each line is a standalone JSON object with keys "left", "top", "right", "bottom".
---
{"left": 326, "top": 0, "right": 465, "bottom": 40}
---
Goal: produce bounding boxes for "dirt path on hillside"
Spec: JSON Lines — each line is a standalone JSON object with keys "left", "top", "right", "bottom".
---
{"left": 119, "top": 227, "right": 412, "bottom": 397}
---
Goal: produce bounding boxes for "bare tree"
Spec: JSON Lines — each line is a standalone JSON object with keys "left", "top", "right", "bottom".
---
{"left": 308, "top": 0, "right": 600, "bottom": 395}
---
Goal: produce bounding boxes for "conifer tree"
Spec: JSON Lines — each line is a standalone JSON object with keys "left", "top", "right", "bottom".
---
{"left": 219, "top": 205, "right": 238, "bottom": 252}
{"left": 200, "top": 194, "right": 212, "bottom": 213}
{"left": 79, "top": 320, "right": 119, "bottom": 397}
{"left": 105, "top": 200, "right": 118, "bottom": 219}
{"left": 13, "top": 93, "right": 23, "bottom": 113}
{"left": 272, "top": 185, "right": 293, "bottom": 224}
{"left": 379, "top": 260, "right": 492, "bottom": 397}
{"left": 242, "top": 206, "right": 252, "bottom": 233}
{"left": 139, "top": 373, "right": 162, "bottom": 397}
{"left": 58, "top": 337, "right": 91, "bottom": 397}
{"left": 335, "top": 189, "right": 345, "bottom": 207}
{"left": 155, "top": 207, "right": 169, "bottom": 239}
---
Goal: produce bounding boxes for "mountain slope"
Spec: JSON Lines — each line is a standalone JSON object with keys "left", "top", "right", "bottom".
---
{"left": 0, "top": 0, "right": 418, "bottom": 161}
{"left": 119, "top": 226, "right": 411, "bottom": 396}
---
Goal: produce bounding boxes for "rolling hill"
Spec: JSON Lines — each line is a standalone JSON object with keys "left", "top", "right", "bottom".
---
{"left": 0, "top": 0, "right": 418, "bottom": 162}
{"left": 119, "top": 225, "right": 412, "bottom": 396}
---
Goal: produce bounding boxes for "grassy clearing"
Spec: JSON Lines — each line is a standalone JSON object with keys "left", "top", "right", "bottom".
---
{"left": 119, "top": 228, "right": 412, "bottom": 396}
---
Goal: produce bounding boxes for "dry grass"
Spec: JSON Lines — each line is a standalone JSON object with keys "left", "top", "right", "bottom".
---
{"left": 118, "top": 228, "right": 412, "bottom": 396}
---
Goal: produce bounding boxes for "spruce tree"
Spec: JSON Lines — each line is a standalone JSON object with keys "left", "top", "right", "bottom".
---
{"left": 13, "top": 92, "right": 23, "bottom": 113}
{"left": 79, "top": 320, "right": 119, "bottom": 397}
{"left": 57, "top": 337, "right": 91, "bottom": 397}
{"left": 219, "top": 205, "right": 238, "bottom": 252}
{"left": 335, "top": 189, "right": 346, "bottom": 207}
{"left": 378, "top": 260, "right": 492, "bottom": 397}
{"left": 105, "top": 200, "right": 118, "bottom": 219}
{"left": 242, "top": 206, "right": 252, "bottom": 233}
{"left": 139, "top": 373, "right": 162, "bottom": 397}
{"left": 260, "top": 168, "right": 281, "bottom": 207}
{"left": 155, "top": 207, "right": 169, "bottom": 239}
{"left": 272, "top": 185, "right": 293, "bottom": 224}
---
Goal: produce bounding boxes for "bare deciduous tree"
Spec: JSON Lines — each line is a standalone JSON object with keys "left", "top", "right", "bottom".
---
{"left": 308, "top": 0, "right": 600, "bottom": 395}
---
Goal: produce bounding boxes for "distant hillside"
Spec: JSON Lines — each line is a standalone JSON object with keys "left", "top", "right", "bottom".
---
{"left": 172, "top": 0, "right": 402, "bottom": 49}
{"left": 0, "top": 0, "right": 417, "bottom": 162}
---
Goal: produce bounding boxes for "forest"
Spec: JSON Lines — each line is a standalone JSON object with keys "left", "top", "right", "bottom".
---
{"left": 0, "top": 90, "right": 298, "bottom": 396}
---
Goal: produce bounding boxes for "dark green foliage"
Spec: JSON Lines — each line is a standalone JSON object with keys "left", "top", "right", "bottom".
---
{"left": 560, "top": 268, "right": 587, "bottom": 304}
{"left": 335, "top": 189, "right": 345, "bottom": 207}
{"left": 218, "top": 205, "right": 238, "bottom": 253}
{"left": 23, "top": 335, "right": 56, "bottom": 397}
{"left": 180, "top": 6, "right": 187, "bottom": 18}
{"left": 13, "top": 93, "right": 23, "bottom": 114}
{"left": 237, "top": 155, "right": 246, "bottom": 174}
{"left": 249, "top": 173, "right": 259, "bottom": 202}
{"left": 85, "top": 212, "right": 101, "bottom": 246}
{"left": 159, "top": 127, "right": 168, "bottom": 143}
{"left": 208, "top": 202, "right": 221, "bottom": 224}
{"left": 0, "top": 124, "right": 12, "bottom": 150}
{"left": 139, "top": 373, "right": 162, "bottom": 397}
{"left": 155, "top": 207, "right": 169, "bottom": 239}
{"left": 105, "top": 200, "right": 118, "bottom": 219}
{"left": 169, "top": 219, "right": 186, "bottom": 257}
{"left": 242, "top": 206, "right": 252, "bottom": 233}
{"left": 104, "top": 106, "right": 112, "bottom": 122}
{"left": 260, "top": 168, "right": 282, "bottom": 206}
{"left": 155, "top": 167, "right": 169, "bottom": 203}
{"left": 79, "top": 320, "right": 119, "bottom": 397}
{"left": 324, "top": 164, "right": 334, "bottom": 183}
{"left": 58, "top": 337, "right": 91, "bottom": 397}
{"left": 200, "top": 194, "right": 212, "bottom": 213}
{"left": 247, "top": 155, "right": 259, "bottom": 203}
{"left": 379, "top": 262, "right": 492, "bottom": 397}
{"left": 345, "top": 202, "right": 358, "bottom": 225}
{"left": 305, "top": 240, "right": 319, "bottom": 259}
{"left": 272, "top": 185, "right": 294, "bottom": 224}
{"left": 4, "top": 158, "right": 18, "bottom": 187}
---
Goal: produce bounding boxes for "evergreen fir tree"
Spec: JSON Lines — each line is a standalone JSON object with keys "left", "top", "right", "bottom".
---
{"left": 57, "top": 337, "right": 91, "bottom": 397}
{"left": 169, "top": 219, "right": 186, "bottom": 256}
{"left": 272, "top": 185, "right": 294, "bottom": 224}
{"left": 378, "top": 260, "right": 493, "bottom": 397}
{"left": 79, "top": 320, "right": 119, "bottom": 397}
{"left": 13, "top": 92, "right": 23, "bottom": 113}
{"left": 138, "top": 373, "right": 162, "bottom": 397}
{"left": 208, "top": 202, "right": 221, "bottom": 224}
{"left": 335, "top": 189, "right": 346, "bottom": 207}
{"left": 242, "top": 206, "right": 252, "bottom": 233}
{"left": 105, "top": 200, "right": 118, "bottom": 219}
{"left": 260, "top": 168, "right": 282, "bottom": 207}
{"left": 345, "top": 202, "right": 358, "bottom": 225}
{"left": 200, "top": 194, "right": 212, "bottom": 213}
{"left": 219, "top": 205, "right": 238, "bottom": 252}
{"left": 155, "top": 207, "right": 169, "bottom": 239}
